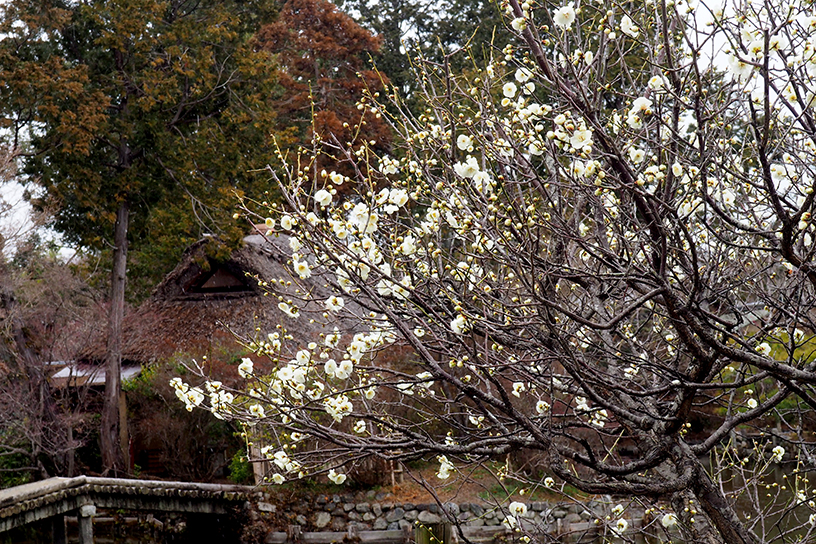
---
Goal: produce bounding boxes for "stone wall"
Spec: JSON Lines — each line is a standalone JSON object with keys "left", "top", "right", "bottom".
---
{"left": 261, "top": 492, "right": 647, "bottom": 537}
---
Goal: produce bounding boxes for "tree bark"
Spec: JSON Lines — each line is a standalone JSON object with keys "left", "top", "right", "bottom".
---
{"left": 692, "top": 461, "right": 760, "bottom": 544}
{"left": 101, "top": 200, "right": 129, "bottom": 476}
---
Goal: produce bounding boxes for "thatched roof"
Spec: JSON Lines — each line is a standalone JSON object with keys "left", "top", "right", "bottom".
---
{"left": 80, "top": 233, "right": 361, "bottom": 365}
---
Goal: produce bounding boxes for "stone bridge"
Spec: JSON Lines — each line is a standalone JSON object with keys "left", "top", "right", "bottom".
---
{"left": 0, "top": 475, "right": 257, "bottom": 543}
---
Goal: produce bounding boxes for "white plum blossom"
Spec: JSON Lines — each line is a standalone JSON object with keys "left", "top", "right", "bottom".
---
{"left": 509, "top": 502, "right": 527, "bottom": 517}
{"left": 457, "top": 134, "right": 473, "bottom": 151}
{"left": 661, "top": 513, "right": 678, "bottom": 528}
{"left": 293, "top": 258, "right": 311, "bottom": 279}
{"left": 314, "top": 189, "right": 332, "bottom": 207}
{"left": 437, "top": 455, "right": 454, "bottom": 479}
{"left": 472, "top": 170, "right": 495, "bottom": 193}
{"left": 510, "top": 17, "right": 526, "bottom": 32}
{"left": 280, "top": 214, "right": 295, "bottom": 230}
{"left": 515, "top": 68, "right": 532, "bottom": 83}
{"left": 454, "top": 156, "right": 480, "bottom": 178}
{"left": 325, "top": 295, "right": 344, "bottom": 312}
{"left": 278, "top": 301, "right": 300, "bottom": 318}
{"left": 238, "top": 358, "right": 254, "bottom": 378}
{"left": 328, "top": 469, "right": 347, "bottom": 485}
{"left": 626, "top": 97, "right": 653, "bottom": 129}
{"left": 628, "top": 147, "right": 646, "bottom": 164}
{"left": 613, "top": 519, "right": 628, "bottom": 535}
{"left": 450, "top": 314, "right": 468, "bottom": 334}
{"left": 772, "top": 445, "right": 785, "bottom": 462}
{"left": 379, "top": 156, "right": 399, "bottom": 175}
{"left": 620, "top": 15, "right": 639, "bottom": 38}
{"left": 324, "top": 394, "right": 353, "bottom": 422}
{"left": 553, "top": 4, "right": 576, "bottom": 29}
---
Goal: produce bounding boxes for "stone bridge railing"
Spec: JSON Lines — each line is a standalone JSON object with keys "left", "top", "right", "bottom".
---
{"left": 0, "top": 475, "right": 255, "bottom": 543}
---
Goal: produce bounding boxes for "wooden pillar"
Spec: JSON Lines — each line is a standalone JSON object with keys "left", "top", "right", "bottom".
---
{"left": 287, "top": 525, "right": 302, "bottom": 544}
{"left": 79, "top": 504, "right": 96, "bottom": 544}
{"left": 415, "top": 523, "right": 452, "bottom": 544}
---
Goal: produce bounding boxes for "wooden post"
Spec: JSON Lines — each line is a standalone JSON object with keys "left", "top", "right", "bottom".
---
{"left": 415, "top": 523, "right": 451, "bottom": 544}
{"left": 79, "top": 504, "right": 96, "bottom": 544}
{"left": 402, "top": 523, "right": 414, "bottom": 544}
{"left": 287, "top": 524, "right": 302, "bottom": 544}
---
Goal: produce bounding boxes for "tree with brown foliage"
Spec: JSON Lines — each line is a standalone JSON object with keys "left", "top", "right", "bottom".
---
{"left": 256, "top": 0, "right": 392, "bottom": 173}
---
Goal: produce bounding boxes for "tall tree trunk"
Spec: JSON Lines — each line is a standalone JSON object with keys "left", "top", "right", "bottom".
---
{"left": 101, "top": 200, "right": 129, "bottom": 476}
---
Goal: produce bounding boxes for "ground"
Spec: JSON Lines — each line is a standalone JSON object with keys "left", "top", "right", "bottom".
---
{"left": 368, "top": 465, "right": 555, "bottom": 506}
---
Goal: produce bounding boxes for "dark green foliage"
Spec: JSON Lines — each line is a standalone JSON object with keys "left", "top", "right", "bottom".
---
{"left": 0, "top": 0, "right": 282, "bottom": 300}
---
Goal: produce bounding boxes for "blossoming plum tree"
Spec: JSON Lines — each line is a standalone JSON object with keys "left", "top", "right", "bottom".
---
{"left": 175, "top": 0, "right": 816, "bottom": 541}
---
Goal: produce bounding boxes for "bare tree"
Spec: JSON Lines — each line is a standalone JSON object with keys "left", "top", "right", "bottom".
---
{"left": 176, "top": 0, "right": 816, "bottom": 541}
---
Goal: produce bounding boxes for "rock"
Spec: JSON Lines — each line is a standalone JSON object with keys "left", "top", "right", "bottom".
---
{"left": 257, "top": 502, "right": 276, "bottom": 513}
{"left": 331, "top": 518, "right": 346, "bottom": 532}
{"left": 295, "top": 514, "right": 307, "bottom": 525}
{"left": 343, "top": 503, "right": 355, "bottom": 512}
{"left": 565, "top": 513, "right": 582, "bottom": 524}
{"left": 417, "top": 511, "right": 442, "bottom": 524}
{"left": 416, "top": 503, "right": 432, "bottom": 511}
{"left": 443, "top": 503, "right": 459, "bottom": 516}
{"left": 457, "top": 512, "right": 473, "bottom": 522}
{"left": 530, "top": 502, "right": 547, "bottom": 512}
{"left": 386, "top": 508, "right": 405, "bottom": 522}
{"left": 348, "top": 512, "right": 361, "bottom": 521}
{"left": 316, "top": 496, "right": 327, "bottom": 506}
{"left": 373, "top": 518, "right": 388, "bottom": 530}
{"left": 315, "top": 512, "right": 331, "bottom": 529}
{"left": 470, "top": 504, "right": 484, "bottom": 517}
{"left": 375, "top": 492, "right": 389, "bottom": 501}
{"left": 372, "top": 503, "right": 382, "bottom": 516}
{"left": 398, "top": 520, "right": 413, "bottom": 531}
{"left": 366, "top": 490, "right": 377, "bottom": 500}
{"left": 363, "top": 512, "right": 376, "bottom": 522}
{"left": 466, "top": 518, "right": 485, "bottom": 527}
{"left": 331, "top": 508, "right": 344, "bottom": 517}
{"left": 404, "top": 510, "right": 418, "bottom": 521}
{"left": 356, "top": 503, "right": 371, "bottom": 513}
{"left": 550, "top": 507, "right": 568, "bottom": 519}
{"left": 403, "top": 503, "right": 416, "bottom": 511}
{"left": 387, "top": 522, "right": 400, "bottom": 531}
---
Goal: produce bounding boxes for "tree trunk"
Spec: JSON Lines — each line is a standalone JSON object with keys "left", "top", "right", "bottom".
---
{"left": 101, "top": 200, "right": 129, "bottom": 476}
{"left": 692, "top": 460, "right": 760, "bottom": 544}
